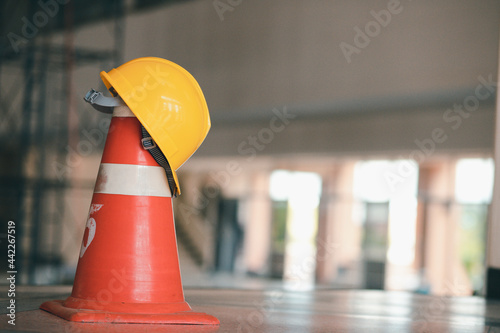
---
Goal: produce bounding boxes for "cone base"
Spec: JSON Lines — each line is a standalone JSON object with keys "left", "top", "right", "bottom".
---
{"left": 40, "top": 300, "right": 220, "bottom": 325}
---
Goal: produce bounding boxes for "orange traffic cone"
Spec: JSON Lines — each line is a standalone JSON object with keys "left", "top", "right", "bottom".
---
{"left": 41, "top": 106, "right": 219, "bottom": 325}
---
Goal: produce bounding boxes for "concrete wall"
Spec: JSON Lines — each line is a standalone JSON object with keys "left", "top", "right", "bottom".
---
{"left": 115, "top": 0, "right": 499, "bottom": 157}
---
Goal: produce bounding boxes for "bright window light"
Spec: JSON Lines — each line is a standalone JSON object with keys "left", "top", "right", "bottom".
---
{"left": 353, "top": 160, "right": 419, "bottom": 271}
{"left": 353, "top": 160, "right": 418, "bottom": 202}
{"left": 269, "top": 170, "right": 322, "bottom": 290}
{"left": 269, "top": 170, "right": 292, "bottom": 201}
{"left": 455, "top": 158, "right": 494, "bottom": 204}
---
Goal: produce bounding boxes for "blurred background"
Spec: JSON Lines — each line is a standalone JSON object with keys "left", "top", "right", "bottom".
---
{"left": 0, "top": 0, "right": 498, "bottom": 297}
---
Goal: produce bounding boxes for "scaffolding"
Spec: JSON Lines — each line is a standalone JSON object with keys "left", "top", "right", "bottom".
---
{"left": 0, "top": 0, "right": 124, "bottom": 284}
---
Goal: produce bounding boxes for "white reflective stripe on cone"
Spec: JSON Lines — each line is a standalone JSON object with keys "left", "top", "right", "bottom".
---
{"left": 94, "top": 163, "right": 171, "bottom": 197}
{"left": 113, "top": 105, "right": 135, "bottom": 117}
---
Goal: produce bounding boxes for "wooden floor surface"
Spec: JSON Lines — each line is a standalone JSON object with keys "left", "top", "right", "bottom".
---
{"left": 1, "top": 285, "right": 500, "bottom": 332}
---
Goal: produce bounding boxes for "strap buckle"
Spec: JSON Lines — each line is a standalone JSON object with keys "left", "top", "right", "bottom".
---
{"left": 84, "top": 88, "right": 125, "bottom": 114}
{"left": 141, "top": 137, "right": 157, "bottom": 150}
{"left": 84, "top": 89, "right": 101, "bottom": 104}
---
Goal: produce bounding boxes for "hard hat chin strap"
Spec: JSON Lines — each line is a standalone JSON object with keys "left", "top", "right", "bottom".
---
{"left": 141, "top": 125, "right": 180, "bottom": 197}
{"left": 84, "top": 89, "right": 125, "bottom": 114}
{"left": 84, "top": 88, "right": 179, "bottom": 197}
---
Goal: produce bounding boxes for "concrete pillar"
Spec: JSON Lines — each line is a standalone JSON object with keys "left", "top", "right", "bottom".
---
{"left": 243, "top": 171, "right": 272, "bottom": 275}
{"left": 315, "top": 161, "right": 356, "bottom": 285}
{"left": 417, "top": 161, "right": 471, "bottom": 296}
{"left": 315, "top": 165, "right": 339, "bottom": 284}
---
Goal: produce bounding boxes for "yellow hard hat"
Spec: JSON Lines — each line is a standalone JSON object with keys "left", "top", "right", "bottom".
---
{"left": 99, "top": 57, "right": 210, "bottom": 196}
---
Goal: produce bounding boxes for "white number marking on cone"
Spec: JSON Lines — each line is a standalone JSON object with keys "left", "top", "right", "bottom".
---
{"left": 90, "top": 204, "right": 103, "bottom": 214}
{"left": 80, "top": 217, "right": 96, "bottom": 258}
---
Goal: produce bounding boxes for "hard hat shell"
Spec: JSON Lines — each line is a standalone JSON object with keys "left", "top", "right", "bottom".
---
{"left": 100, "top": 57, "right": 210, "bottom": 195}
